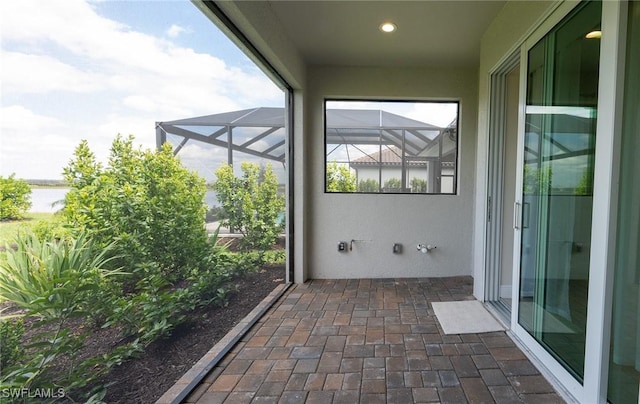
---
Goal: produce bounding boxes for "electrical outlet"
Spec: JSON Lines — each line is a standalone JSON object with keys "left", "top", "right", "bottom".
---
{"left": 338, "top": 241, "right": 348, "bottom": 252}
{"left": 393, "top": 243, "right": 402, "bottom": 254}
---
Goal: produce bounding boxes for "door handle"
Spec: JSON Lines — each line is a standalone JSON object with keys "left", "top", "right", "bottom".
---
{"left": 514, "top": 202, "right": 521, "bottom": 230}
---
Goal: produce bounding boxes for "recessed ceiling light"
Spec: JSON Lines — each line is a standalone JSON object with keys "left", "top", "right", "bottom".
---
{"left": 380, "top": 22, "right": 397, "bottom": 33}
{"left": 585, "top": 30, "right": 602, "bottom": 39}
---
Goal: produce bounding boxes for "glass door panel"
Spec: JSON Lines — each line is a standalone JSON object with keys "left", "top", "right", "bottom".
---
{"left": 608, "top": 1, "right": 640, "bottom": 401}
{"left": 518, "top": 0, "right": 601, "bottom": 382}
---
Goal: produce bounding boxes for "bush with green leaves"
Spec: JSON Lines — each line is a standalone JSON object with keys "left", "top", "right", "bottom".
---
{"left": 575, "top": 169, "right": 594, "bottom": 195}
{"left": 62, "top": 135, "right": 208, "bottom": 283}
{"left": 410, "top": 177, "right": 427, "bottom": 193}
{"left": 523, "top": 165, "right": 553, "bottom": 195}
{"left": 326, "top": 161, "right": 356, "bottom": 192}
{"left": 31, "top": 214, "right": 72, "bottom": 242}
{"left": 206, "top": 205, "right": 228, "bottom": 223}
{"left": 0, "top": 174, "right": 32, "bottom": 221}
{"left": 0, "top": 232, "right": 121, "bottom": 319}
{"left": 0, "top": 318, "right": 24, "bottom": 370}
{"left": 263, "top": 249, "right": 286, "bottom": 266}
{"left": 358, "top": 178, "right": 379, "bottom": 192}
{"left": 0, "top": 231, "right": 126, "bottom": 398}
{"left": 212, "top": 162, "right": 284, "bottom": 250}
{"left": 104, "top": 229, "right": 247, "bottom": 343}
{"left": 383, "top": 177, "right": 402, "bottom": 191}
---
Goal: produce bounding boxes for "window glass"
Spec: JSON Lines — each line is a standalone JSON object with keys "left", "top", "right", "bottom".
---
{"left": 324, "top": 100, "right": 459, "bottom": 194}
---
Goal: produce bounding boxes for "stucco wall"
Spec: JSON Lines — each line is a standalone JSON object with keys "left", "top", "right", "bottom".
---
{"left": 306, "top": 66, "right": 478, "bottom": 279}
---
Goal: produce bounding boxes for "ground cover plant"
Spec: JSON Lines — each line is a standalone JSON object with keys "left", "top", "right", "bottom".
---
{"left": 0, "top": 136, "right": 286, "bottom": 402}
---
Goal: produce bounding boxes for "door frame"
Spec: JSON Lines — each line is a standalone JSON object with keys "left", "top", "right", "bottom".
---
{"left": 484, "top": 51, "right": 520, "bottom": 320}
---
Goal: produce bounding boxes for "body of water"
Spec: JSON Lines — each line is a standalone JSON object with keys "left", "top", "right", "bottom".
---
{"left": 30, "top": 188, "right": 68, "bottom": 213}
{"left": 30, "top": 188, "right": 218, "bottom": 213}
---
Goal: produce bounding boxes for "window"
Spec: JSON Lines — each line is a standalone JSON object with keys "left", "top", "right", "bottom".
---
{"left": 324, "top": 100, "right": 459, "bottom": 194}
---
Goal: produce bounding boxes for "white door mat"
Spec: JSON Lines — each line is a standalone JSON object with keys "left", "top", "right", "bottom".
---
{"left": 432, "top": 300, "right": 506, "bottom": 335}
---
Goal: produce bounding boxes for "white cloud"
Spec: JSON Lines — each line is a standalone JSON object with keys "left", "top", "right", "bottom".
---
{"left": 0, "top": 0, "right": 283, "bottom": 180}
{"left": 1, "top": 0, "right": 281, "bottom": 107}
{"left": 0, "top": 105, "right": 65, "bottom": 131}
{"left": 179, "top": 143, "right": 225, "bottom": 161}
{"left": 1, "top": 52, "right": 106, "bottom": 94}
{"left": 406, "top": 103, "right": 458, "bottom": 127}
{"left": 325, "top": 101, "right": 458, "bottom": 127}
{"left": 95, "top": 114, "right": 158, "bottom": 150}
{"left": 122, "top": 95, "right": 157, "bottom": 113}
{"left": 173, "top": 143, "right": 228, "bottom": 181}
{"left": 0, "top": 106, "right": 81, "bottom": 179}
{"left": 167, "top": 24, "right": 186, "bottom": 38}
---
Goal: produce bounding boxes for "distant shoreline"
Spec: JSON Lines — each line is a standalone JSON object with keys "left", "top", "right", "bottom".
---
{"left": 26, "top": 179, "right": 68, "bottom": 189}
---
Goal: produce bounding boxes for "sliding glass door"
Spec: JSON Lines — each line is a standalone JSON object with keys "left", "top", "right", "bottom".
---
{"left": 517, "top": 0, "right": 601, "bottom": 382}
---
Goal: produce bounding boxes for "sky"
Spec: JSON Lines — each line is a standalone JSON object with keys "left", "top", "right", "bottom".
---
{"left": 0, "top": 0, "right": 284, "bottom": 181}
{"left": 0, "top": 0, "right": 462, "bottom": 184}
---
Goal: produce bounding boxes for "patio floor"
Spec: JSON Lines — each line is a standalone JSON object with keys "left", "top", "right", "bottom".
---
{"left": 183, "top": 277, "right": 564, "bottom": 403}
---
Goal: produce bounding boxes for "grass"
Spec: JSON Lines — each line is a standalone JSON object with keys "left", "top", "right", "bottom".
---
{"left": 0, "top": 213, "right": 55, "bottom": 245}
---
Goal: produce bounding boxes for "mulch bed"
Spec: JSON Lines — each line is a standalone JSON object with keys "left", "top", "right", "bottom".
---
{"left": 100, "top": 264, "right": 285, "bottom": 403}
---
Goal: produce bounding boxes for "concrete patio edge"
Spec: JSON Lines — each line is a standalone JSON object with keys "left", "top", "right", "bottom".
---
{"left": 155, "top": 282, "right": 292, "bottom": 404}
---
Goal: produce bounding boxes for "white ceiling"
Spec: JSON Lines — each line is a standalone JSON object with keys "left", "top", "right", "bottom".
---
{"left": 265, "top": 1, "right": 507, "bottom": 68}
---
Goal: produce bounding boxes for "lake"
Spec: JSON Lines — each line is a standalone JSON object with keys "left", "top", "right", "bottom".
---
{"left": 30, "top": 188, "right": 68, "bottom": 213}
{"left": 30, "top": 188, "right": 219, "bottom": 213}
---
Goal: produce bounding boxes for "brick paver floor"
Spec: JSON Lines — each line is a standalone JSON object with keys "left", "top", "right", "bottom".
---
{"left": 185, "top": 277, "right": 564, "bottom": 403}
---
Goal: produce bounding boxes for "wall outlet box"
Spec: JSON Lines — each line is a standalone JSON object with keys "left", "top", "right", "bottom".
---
{"left": 338, "top": 241, "right": 348, "bottom": 252}
{"left": 393, "top": 243, "right": 402, "bottom": 254}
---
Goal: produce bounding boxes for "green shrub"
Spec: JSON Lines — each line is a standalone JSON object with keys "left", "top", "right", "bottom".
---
{"left": 206, "top": 205, "right": 227, "bottom": 223}
{"left": 0, "top": 318, "right": 24, "bottom": 370}
{"left": 0, "top": 175, "right": 32, "bottom": 221}
{"left": 31, "top": 214, "right": 72, "bottom": 242}
{"left": 410, "top": 177, "right": 427, "bottom": 193}
{"left": 263, "top": 249, "right": 286, "bottom": 265}
{"left": 0, "top": 231, "right": 126, "bottom": 396}
{"left": 575, "top": 169, "right": 594, "bottom": 195}
{"left": 383, "top": 178, "right": 402, "bottom": 191}
{"left": 212, "top": 162, "right": 284, "bottom": 251}
{"left": 524, "top": 165, "right": 553, "bottom": 195}
{"left": 358, "top": 179, "right": 379, "bottom": 192}
{"left": 62, "top": 135, "right": 208, "bottom": 283}
{"left": 326, "top": 161, "right": 356, "bottom": 192}
{"left": 0, "top": 231, "right": 121, "bottom": 319}
{"left": 105, "top": 235, "right": 241, "bottom": 343}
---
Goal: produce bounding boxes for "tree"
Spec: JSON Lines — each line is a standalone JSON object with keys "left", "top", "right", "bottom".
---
{"left": 62, "top": 135, "right": 208, "bottom": 280}
{"left": 213, "top": 162, "right": 284, "bottom": 250}
{"left": 0, "top": 174, "right": 32, "bottom": 220}
{"left": 326, "top": 161, "right": 356, "bottom": 192}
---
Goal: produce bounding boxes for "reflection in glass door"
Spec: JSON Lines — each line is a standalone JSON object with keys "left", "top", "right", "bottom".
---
{"left": 518, "top": 0, "right": 601, "bottom": 382}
